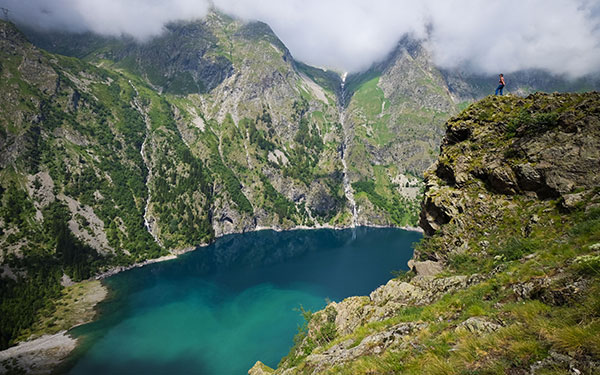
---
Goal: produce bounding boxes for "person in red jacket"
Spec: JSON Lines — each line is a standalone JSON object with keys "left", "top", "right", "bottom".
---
{"left": 495, "top": 74, "right": 506, "bottom": 95}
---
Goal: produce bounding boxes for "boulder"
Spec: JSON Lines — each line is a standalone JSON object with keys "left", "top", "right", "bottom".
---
{"left": 456, "top": 317, "right": 501, "bottom": 334}
{"left": 561, "top": 192, "right": 586, "bottom": 211}
{"left": 409, "top": 260, "right": 444, "bottom": 276}
{"left": 369, "top": 279, "right": 424, "bottom": 305}
{"left": 486, "top": 163, "right": 520, "bottom": 194}
{"left": 513, "top": 163, "right": 543, "bottom": 192}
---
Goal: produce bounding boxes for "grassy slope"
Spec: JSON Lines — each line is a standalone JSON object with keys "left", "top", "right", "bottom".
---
{"left": 271, "top": 93, "right": 600, "bottom": 375}
{"left": 346, "top": 75, "right": 423, "bottom": 227}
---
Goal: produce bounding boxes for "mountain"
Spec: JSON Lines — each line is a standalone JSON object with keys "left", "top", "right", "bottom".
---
{"left": 253, "top": 92, "right": 600, "bottom": 375}
{"left": 1, "top": 8, "right": 600, "bottom": 358}
{"left": 19, "top": 13, "right": 600, "bottom": 232}
{"left": 0, "top": 13, "right": 354, "bottom": 350}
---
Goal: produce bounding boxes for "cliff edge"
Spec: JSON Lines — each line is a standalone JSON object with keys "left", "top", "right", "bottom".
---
{"left": 253, "top": 92, "right": 600, "bottom": 374}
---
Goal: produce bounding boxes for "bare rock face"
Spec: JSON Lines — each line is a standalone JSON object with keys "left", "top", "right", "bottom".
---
{"left": 407, "top": 259, "right": 444, "bottom": 276}
{"left": 420, "top": 93, "right": 600, "bottom": 236}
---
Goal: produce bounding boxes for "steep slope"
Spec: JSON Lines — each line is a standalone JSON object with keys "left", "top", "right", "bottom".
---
{"left": 25, "top": 12, "right": 367, "bottom": 234}
{"left": 0, "top": 16, "right": 351, "bottom": 349}
{"left": 253, "top": 92, "right": 600, "bottom": 374}
{"left": 0, "top": 20, "right": 161, "bottom": 349}
{"left": 22, "top": 15, "right": 600, "bottom": 232}
{"left": 341, "top": 38, "right": 457, "bottom": 227}
{"left": 338, "top": 36, "right": 600, "bottom": 229}
{"left": 153, "top": 13, "right": 352, "bottom": 236}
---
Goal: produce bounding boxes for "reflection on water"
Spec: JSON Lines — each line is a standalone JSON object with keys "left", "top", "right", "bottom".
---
{"left": 63, "top": 227, "right": 421, "bottom": 375}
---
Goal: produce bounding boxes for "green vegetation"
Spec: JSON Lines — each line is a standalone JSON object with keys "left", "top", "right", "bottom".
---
{"left": 283, "top": 99, "right": 325, "bottom": 186}
{"left": 273, "top": 93, "right": 600, "bottom": 374}
{"left": 0, "top": 267, "right": 62, "bottom": 350}
{"left": 506, "top": 108, "right": 559, "bottom": 138}
{"left": 260, "top": 175, "right": 298, "bottom": 224}
{"left": 352, "top": 179, "right": 420, "bottom": 226}
{"left": 280, "top": 199, "right": 600, "bottom": 375}
{"left": 351, "top": 76, "right": 387, "bottom": 118}
{"left": 294, "top": 61, "right": 341, "bottom": 96}
{"left": 0, "top": 198, "right": 102, "bottom": 349}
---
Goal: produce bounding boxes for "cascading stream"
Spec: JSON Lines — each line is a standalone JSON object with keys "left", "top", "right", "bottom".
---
{"left": 338, "top": 72, "right": 358, "bottom": 228}
{"left": 129, "top": 81, "right": 163, "bottom": 247}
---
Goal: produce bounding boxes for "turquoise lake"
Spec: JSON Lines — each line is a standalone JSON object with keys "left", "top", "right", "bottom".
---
{"left": 63, "top": 227, "right": 421, "bottom": 375}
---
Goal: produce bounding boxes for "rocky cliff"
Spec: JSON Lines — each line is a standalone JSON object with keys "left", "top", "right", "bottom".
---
{"left": 252, "top": 92, "right": 600, "bottom": 375}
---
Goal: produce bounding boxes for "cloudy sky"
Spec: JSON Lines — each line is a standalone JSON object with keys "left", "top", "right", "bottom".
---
{"left": 2, "top": 0, "right": 600, "bottom": 77}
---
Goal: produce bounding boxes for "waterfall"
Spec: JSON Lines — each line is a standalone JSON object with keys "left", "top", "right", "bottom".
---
{"left": 338, "top": 72, "right": 358, "bottom": 231}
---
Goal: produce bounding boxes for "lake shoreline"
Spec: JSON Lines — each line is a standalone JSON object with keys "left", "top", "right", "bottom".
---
{"left": 96, "top": 223, "right": 423, "bottom": 280}
{"left": 1, "top": 224, "right": 422, "bottom": 374}
{"left": 0, "top": 280, "right": 107, "bottom": 375}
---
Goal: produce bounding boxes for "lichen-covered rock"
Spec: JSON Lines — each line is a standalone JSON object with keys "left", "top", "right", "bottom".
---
{"left": 408, "top": 260, "right": 444, "bottom": 276}
{"left": 421, "top": 93, "right": 600, "bottom": 236}
{"left": 456, "top": 317, "right": 502, "bottom": 334}
{"left": 369, "top": 279, "right": 424, "bottom": 305}
{"left": 248, "top": 361, "right": 275, "bottom": 375}
{"left": 305, "top": 322, "right": 427, "bottom": 373}
{"left": 331, "top": 296, "right": 371, "bottom": 336}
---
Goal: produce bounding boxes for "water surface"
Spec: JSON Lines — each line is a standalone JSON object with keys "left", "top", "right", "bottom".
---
{"left": 65, "top": 227, "right": 420, "bottom": 375}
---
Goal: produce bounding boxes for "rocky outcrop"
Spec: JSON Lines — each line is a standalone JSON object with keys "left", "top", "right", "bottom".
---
{"left": 420, "top": 93, "right": 600, "bottom": 236}
{"left": 277, "top": 273, "right": 484, "bottom": 373}
{"left": 249, "top": 361, "right": 275, "bottom": 375}
{"left": 407, "top": 259, "right": 443, "bottom": 276}
{"left": 304, "top": 322, "right": 427, "bottom": 373}
{"left": 265, "top": 92, "right": 600, "bottom": 375}
{"left": 456, "top": 317, "right": 502, "bottom": 334}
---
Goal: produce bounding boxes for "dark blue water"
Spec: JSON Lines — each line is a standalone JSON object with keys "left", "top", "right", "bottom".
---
{"left": 64, "top": 227, "right": 420, "bottom": 375}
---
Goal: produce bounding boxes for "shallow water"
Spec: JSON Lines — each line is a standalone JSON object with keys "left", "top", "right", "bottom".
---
{"left": 65, "top": 227, "right": 421, "bottom": 375}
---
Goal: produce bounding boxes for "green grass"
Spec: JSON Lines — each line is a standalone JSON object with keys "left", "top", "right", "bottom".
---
{"left": 351, "top": 76, "right": 386, "bottom": 119}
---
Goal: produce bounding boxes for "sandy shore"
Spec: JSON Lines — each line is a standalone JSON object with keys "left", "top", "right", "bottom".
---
{"left": 0, "top": 280, "right": 107, "bottom": 374}
{"left": 0, "top": 331, "right": 77, "bottom": 374}
{"left": 94, "top": 253, "right": 179, "bottom": 279}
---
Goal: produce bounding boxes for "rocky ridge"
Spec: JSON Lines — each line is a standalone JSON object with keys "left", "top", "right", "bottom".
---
{"left": 252, "top": 92, "right": 600, "bottom": 374}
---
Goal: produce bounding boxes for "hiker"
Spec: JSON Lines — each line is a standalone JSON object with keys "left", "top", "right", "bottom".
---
{"left": 495, "top": 74, "right": 505, "bottom": 95}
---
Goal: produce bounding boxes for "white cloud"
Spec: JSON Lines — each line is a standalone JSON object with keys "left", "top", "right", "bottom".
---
{"left": 424, "top": 0, "right": 600, "bottom": 77}
{"left": 2, "top": 0, "right": 600, "bottom": 77}
{"left": 213, "top": 0, "right": 429, "bottom": 72}
{"left": 2, "top": 0, "right": 210, "bottom": 40}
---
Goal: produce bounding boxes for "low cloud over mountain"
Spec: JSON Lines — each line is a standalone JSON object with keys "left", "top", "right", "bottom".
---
{"left": 3, "top": 0, "right": 599, "bottom": 77}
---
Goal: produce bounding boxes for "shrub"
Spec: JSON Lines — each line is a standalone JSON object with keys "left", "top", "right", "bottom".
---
{"left": 493, "top": 237, "right": 539, "bottom": 261}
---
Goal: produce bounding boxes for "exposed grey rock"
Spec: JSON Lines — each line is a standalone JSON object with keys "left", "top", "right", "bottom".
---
{"left": 530, "top": 350, "right": 600, "bottom": 375}
{"left": 485, "top": 163, "right": 520, "bottom": 194}
{"left": 305, "top": 322, "right": 427, "bottom": 373}
{"left": 513, "top": 163, "right": 544, "bottom": 192}
{"left": 248, "top": 361, "right": 274, "bottom": 375}
{"left": 456, "top": 317, "right": 501, "bottom": 334}
{"left": 562, "top": 192, "right": 586, "bottom": 211}
{"left": 331, "top": 297, "right": 370, "bottom": 336}
{"left": 369, "top": 279, "right": 424, "bottom": 305}
{"left": 408, "top": 260, "right": 444, "bottom": 277}
{"left": 512, "top": 276, "right": 588, "bottom": 306}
